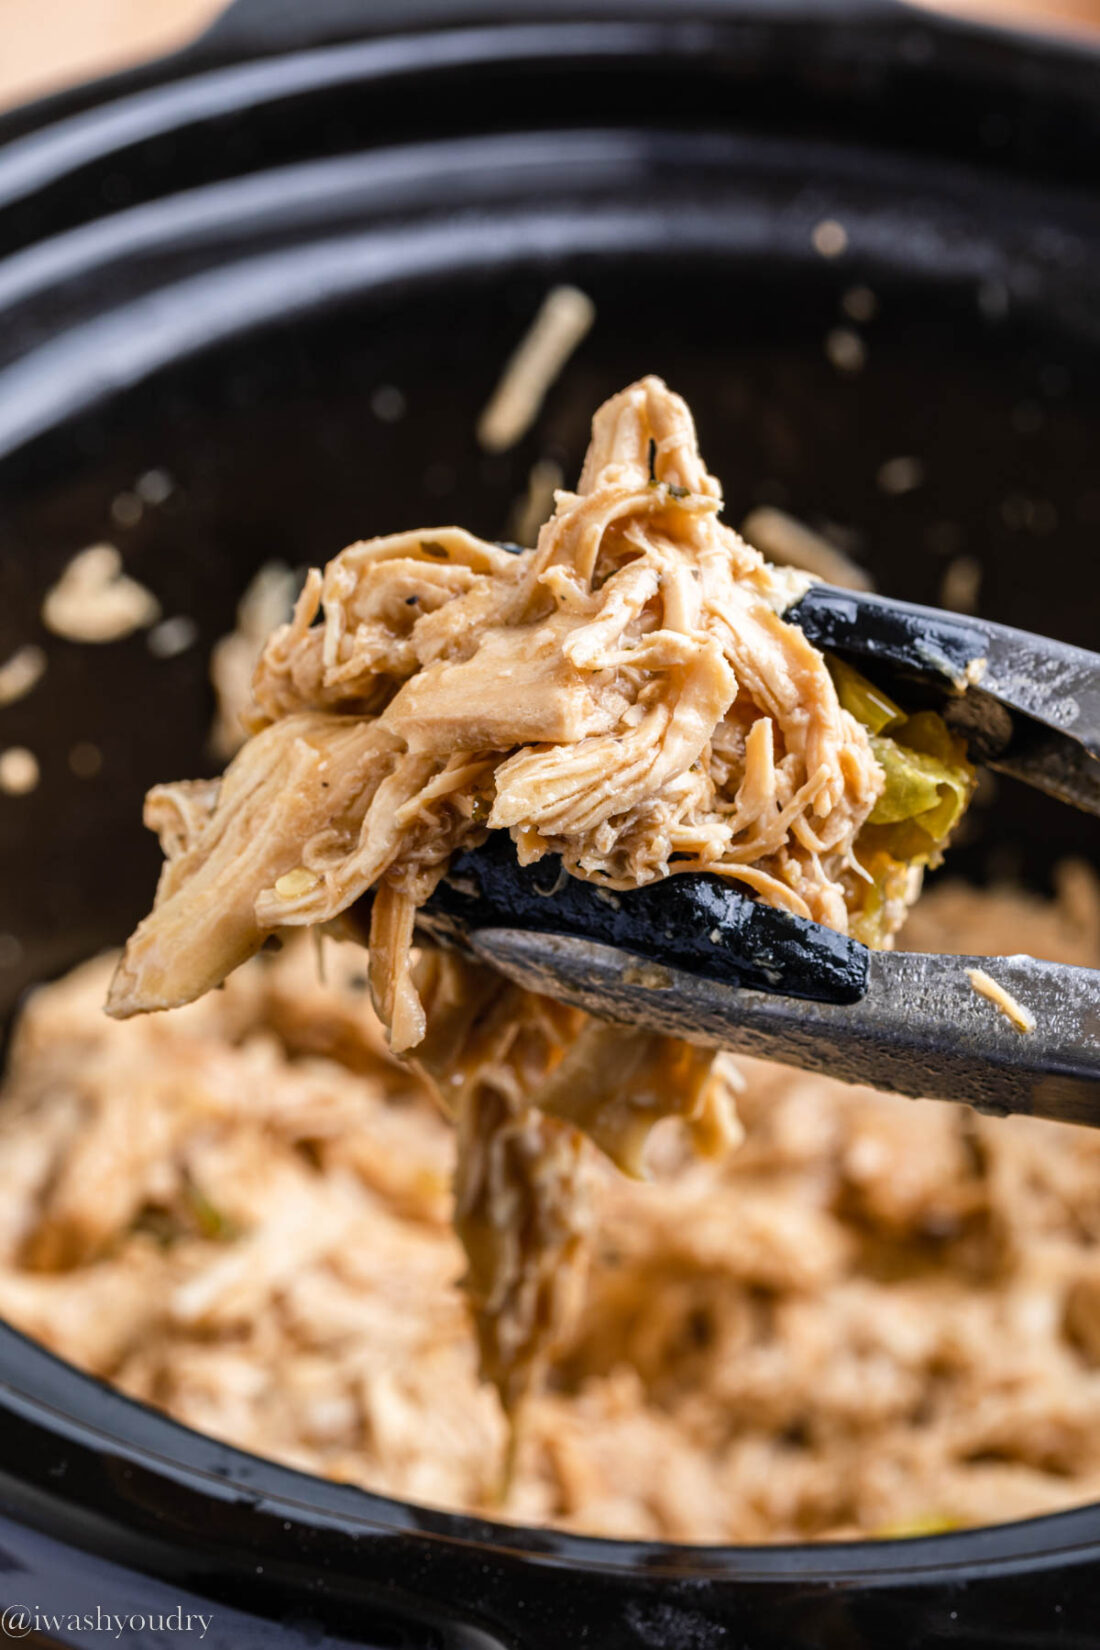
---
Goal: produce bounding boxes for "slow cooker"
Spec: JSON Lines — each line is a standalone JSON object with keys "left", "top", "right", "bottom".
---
{"left": 0, "top": 1, "right": 1099, "bottom": 1643}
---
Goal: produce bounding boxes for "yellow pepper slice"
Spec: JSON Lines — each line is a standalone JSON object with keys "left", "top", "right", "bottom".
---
{"left": 826, "top": 654, "right": 904, "bottom": 735}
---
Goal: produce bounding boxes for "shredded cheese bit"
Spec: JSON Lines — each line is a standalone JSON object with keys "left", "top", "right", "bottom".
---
{"left": 0, "top": 644, "right": 46, "bottom": 707}
{"left": 812, "top": 219, "right": 848, "bottom": 258}
{"left": 477, "top": 286, "right": 595, "bottom": 452}
{"left": 741, "top": 506, "right": 873, "bottom": 592}
{"left": 509, "top": 457, "right": 565, "bottom": 548}
{"left": 967, "top": 967, "right": 1036, "bottom": 1035}
{"left": 0, "top": 746, "right": 40, "bottom": 796}
{"left": 69, "top": 742, "right": 103, "bottom": 779}
{"left": 371, "top": 384, "right": 406, "bottom": 423}
{"left": 111, "top": 492, "right": 143, "bottom": 528}
{"left": 148, "top": 616, "right": 198, "bottom": 659}
{"left": 209, "top": 562, "right": 298, "bottom": 760}
{"left": 877, "top": 456, "right": 925, "bottom": 496}
{"left": 136, "top": 469, "right": 174, "bottom": 505}
{"left": 825, "top": 327, "right": 866, "bottom": 375}
{"left": 940, "top": 556, "right": 982, "bottom": 615}
{"left": 42, "top": 545, "right": 160, "bottom": 643}
{"left": 842, "top": 285, "right": 878, "bottom": 322}
{"left": 274, "top": 868, "right": 321, "bottom": 900}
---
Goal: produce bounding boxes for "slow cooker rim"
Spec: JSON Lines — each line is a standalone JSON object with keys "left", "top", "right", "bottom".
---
{"left": 2, "top": 125, "right": 1100, "bottom": 461}
{"left": 0, "top": 22, "right": 704, "bottom": 214}
{"left": 4, "top": 1306, "right": 1100, "bottom": 1582}
{"left": 3, "top": 0, "right": 1100, "bottom": 226}
{"left": 4, "top": 115, "right": 1098, "bottom": 317}
{"left": 6, "top": 0, "right": 1100, "bottom": 147}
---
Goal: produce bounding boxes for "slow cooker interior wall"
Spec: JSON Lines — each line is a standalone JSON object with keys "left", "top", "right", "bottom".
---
{"left": 0, "top": 253, "right": 1096, "bottom": 1023}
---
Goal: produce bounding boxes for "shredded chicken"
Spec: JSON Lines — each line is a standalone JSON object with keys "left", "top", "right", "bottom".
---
{"left": 477, "top": 285, "right": 595, "bottom": 453}
{"left": 0, "top": 644, "right": 46, "bottom": 708}
{"left": 509, "top": 457, "right": 566, "bottom": 549}
{"left": 0, "top": 747, "right": 39, "bottom": 796}
{"left": 967, "top": 967, "right": 1036, "bottom": 1035}
{"left": 740, "top": 506, "right": 873, "bottom": 592}
{"left": 209, "top": 562, "right": 298, "bottom": 759}
{"left": 2, "top": 870, "right": 1100, "bottom": 1541}
{"left": 109, "top": 377, "right": 884, "bottom": 1035}
{"left": 41, "top": 544, "right": 160, "bottom": 643}
{"left": 940, "top": 554, "right": 983, "bottom": 615}
{"left": 102, "top": 376, "right": 968, "bottom": 1414}
{"left": 412, "top": 949, "right": 738, "bottom": 1413}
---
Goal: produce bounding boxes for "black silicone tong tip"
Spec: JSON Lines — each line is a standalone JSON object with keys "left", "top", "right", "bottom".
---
{"left": 787, "top": 583, "right": 1100, "bottom": 814}
{"left": 419, "top": 836, "right": 869, "bottom": 1006}
{"left": 786, "top": 584, "right": 987, "bottom": 692}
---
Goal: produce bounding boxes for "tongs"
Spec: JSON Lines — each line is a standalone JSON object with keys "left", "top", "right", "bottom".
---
{"left": 417, "top": 587, "right": 1100, "bottom": 1126}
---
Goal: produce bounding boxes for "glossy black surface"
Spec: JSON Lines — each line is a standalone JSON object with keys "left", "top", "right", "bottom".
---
{"left": 790, "top": 585, "right": 1100, "bottom": 813}
{"left": 1, "top": 0, "right": 1100, "bottom": 1645}
{"left": 424, "top": 836, "right": 870, "bottom": 1003}
{"left": 789, "top": 583, "right": 989, "bottom": 687}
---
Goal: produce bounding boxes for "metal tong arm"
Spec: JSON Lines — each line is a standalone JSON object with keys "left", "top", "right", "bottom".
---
{"left": 472, "top": 929, "right": 1100, "bottom": 1126}
{"left": 787, "top": 584, "right": 1100, "bottom": 814}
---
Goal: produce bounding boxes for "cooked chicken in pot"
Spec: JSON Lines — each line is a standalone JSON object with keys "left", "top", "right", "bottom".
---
{"left": 100, "top": 376, "right": 977, "bottom": 1417}
{"left": 2, "top": 868, "right": 1100, "bottom": 1541}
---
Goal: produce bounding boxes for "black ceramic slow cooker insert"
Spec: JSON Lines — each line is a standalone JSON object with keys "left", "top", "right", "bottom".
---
{"left": 0, "top": 2, "right": 1099, "bottom": 1645}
